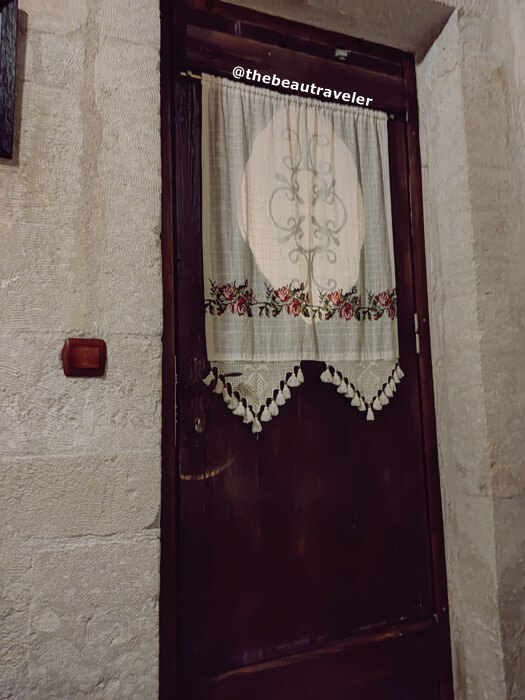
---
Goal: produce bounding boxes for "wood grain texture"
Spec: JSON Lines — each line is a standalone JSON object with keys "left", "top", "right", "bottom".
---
{"left": 159, "top": 0, "right": 180, "bottom": 697}
{"left": 192, "top": 620, "right": 439, "bottom": 700}
{"left": 185, "top": 25, "right": 407, "bottom": 114}
{"left": 401, "top": 52, "right": 454, "bottom": 699}
{"left": 186, "top": 0, "right": 409, "bottom": 65}
{"left": 161, "top": 4, "right": 453, "bottom": 698}
{"left": 0, "top": 0, "right": 17, "bottom": 159}
{"left": 185, "top": 8, "right": 403, "bottom": 78}
{"left": 173, "top": 83, "right": 444, "bottom": 699}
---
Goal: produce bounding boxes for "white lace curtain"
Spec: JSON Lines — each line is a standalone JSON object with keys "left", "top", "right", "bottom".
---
{"left": 201, "top": 74, "right": 403, "bottom": 433}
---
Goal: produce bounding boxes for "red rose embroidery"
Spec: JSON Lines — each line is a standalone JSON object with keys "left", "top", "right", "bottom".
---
{"left": 339, "top": 302, "right": 354, "bottom": 320}
{"left": 220, "top": 284, "right": 235, "bottom": 301}
{"left": 287, "top": 298, "right": 302, "bottom": 316}
{"left": 275, "top": 286, "right": 290, "bottom": 302}
{"left": 207, "top": 280, "right": 397, "bottom": 322}
{"left": 375, "top": 292, "right": 391, "bottom": 307}
{"left": 231, "top": 296, "right": 247, "bottom": 315}
{"left": 327, "top": 290, "right": 342, "bottom": 306}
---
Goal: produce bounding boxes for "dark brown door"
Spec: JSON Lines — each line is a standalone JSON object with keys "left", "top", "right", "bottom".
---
{"left": 162, "top": 5, "right": 453, "bottom": 699}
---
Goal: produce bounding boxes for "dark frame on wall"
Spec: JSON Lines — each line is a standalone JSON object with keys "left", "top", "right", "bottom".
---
{"left": 160, "top": 1, "right": 453, "bottom": 697}
{"left": 0, "top": 0, "right": 17, "bottom": 159}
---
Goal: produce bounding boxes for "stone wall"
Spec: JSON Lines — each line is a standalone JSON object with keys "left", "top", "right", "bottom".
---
{"left": 1, "top": 0, "right": 523, "bottom": 698}
{"left": 0, "top": 1, "right": 162, "bottom": 697}
{"left": 418, "top": 2, "right": 525, "bottom": 697}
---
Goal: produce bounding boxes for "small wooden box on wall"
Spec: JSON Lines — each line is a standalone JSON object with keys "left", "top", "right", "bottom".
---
{"left": 0, "top": 0, "right": 18, "bottom": 160}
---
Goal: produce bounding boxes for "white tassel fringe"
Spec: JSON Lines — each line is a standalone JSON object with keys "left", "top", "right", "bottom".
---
{"left": 203, "top": 361, "right": 405, "bottom": 432}
{"left": 337, "top": 379, "right": 348, "bottom": 394}
{"left": 203, "top": 371, "right": 215, "bottom": 386}
{"left": 243, "top": 407, "right": 254, "bottom": 424}
{"left": 287, "top": 373, "right": 300, "bottom": 388}
{"left": 232, "top": 402, "right": 245, "bottom": 417}
{"left": 320, "top": 366, "right": 333, "bottom": 383}
{"left": 260, "top": 406, "right": 272, "bottom": 422}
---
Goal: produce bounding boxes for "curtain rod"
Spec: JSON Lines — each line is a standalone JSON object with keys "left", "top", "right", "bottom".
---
{"left": 178, "top": 69, "right": 397, "bottom": 119}
{"left": 179, "top": 70, "right": 202, "bottom": 80}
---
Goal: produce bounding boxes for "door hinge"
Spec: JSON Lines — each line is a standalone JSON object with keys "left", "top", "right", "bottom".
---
{"left": 414, "top": 312, "right": 421, "bottom": 355}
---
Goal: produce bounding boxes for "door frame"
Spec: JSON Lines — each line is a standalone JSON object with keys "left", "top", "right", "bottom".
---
{"left": 159, "top": 2, "right": 453, "bottom": 697}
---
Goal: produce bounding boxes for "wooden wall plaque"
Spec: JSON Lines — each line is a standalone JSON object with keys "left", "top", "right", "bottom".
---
{"left": 0, "top": 0, "right": 18, "bottom": 159}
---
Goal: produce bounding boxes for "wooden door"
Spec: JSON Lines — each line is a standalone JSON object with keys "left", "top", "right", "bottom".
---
{"left": 160, "top": 5, "right": 453, "bottom": 698}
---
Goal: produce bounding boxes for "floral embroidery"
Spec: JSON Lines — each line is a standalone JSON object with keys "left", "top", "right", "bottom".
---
{"left": 205, "top": 280, "right": 257, "bottom": 317}
{"left": 206, "top": 281, "right": 397, "bottom": 320}
{"left": 261, "top": 283, "right": 311, "bottom": 318}
{"left": 319, "top": 287, "right": 397, "bottom": 320}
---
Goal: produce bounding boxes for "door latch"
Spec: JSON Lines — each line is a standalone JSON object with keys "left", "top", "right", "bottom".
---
{"left": 414, "top": 312, "right": 421, "bottom": 355}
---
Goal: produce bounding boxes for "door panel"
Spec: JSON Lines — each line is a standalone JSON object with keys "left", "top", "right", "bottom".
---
{"left": 191, "top": 624, "right": 439, "bottom": 700}
{"left": 174, "top": 76, "right": 442, "bottom": 698}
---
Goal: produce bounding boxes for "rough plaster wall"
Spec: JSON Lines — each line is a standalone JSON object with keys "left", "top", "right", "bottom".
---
{"left": 489, "top": 0, "right": 525, "bottom": 695}
{"left": 0, "top": 1, "right": 161, "bottom": 697}
{"left": 417, "top": 14, "right": 508, "bottom": 698}
{"left": 418, "top": 3, "right": 525, "bottom": 698}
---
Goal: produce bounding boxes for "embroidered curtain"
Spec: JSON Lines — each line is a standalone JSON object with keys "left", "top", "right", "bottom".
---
{"left": 201, "top": 74, "right": 403, "bottom": 433}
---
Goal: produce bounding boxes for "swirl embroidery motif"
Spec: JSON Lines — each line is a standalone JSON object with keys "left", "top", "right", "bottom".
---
{"left": 268, "top": 128, "right": 349, "bottom": 292}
